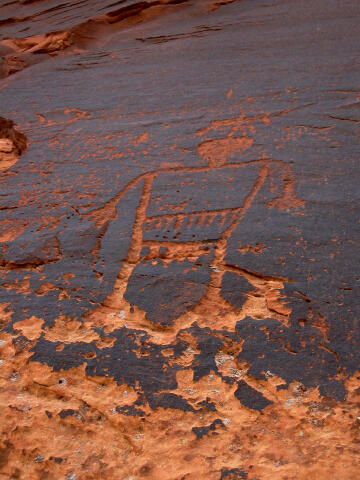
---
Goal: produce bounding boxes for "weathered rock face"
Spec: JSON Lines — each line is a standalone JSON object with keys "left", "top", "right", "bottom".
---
{"left": 0, "top": 117, "right": 27, "bottom": 172}
{"left": 0, "top": 0, "right": 359, "bottom": 478}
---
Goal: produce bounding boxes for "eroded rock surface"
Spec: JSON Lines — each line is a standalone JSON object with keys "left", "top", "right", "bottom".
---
{"left": 0, "top": 116, "right": 26, "bottom": 172}
{"left": 0, "top": 0, "right": 359, "bottom": 479}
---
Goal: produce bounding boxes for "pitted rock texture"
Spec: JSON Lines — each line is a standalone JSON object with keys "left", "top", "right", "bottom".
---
{"left": 0, "top": 0, "right": 359, "bottom": 479}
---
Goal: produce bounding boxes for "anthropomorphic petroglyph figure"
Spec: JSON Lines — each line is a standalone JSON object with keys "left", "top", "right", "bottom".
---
{"left": 93, "top": 128, "right": 301, "bottom": 327}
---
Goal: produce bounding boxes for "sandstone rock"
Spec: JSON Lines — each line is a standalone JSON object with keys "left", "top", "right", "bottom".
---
{"left": 0, "top": 0, "right": 359, "bottom": 479}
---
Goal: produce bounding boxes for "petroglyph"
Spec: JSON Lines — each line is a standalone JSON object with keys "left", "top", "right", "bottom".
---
{"left": 85, "top": 126, "right": 299, "bottom": 332}
{"left": 0, "top": 0, "right": 359, "bottom": 478}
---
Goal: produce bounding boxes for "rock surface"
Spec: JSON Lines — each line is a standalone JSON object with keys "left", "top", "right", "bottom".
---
{"left": 0, "top": 0, "right": 359, "bottom": 478}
